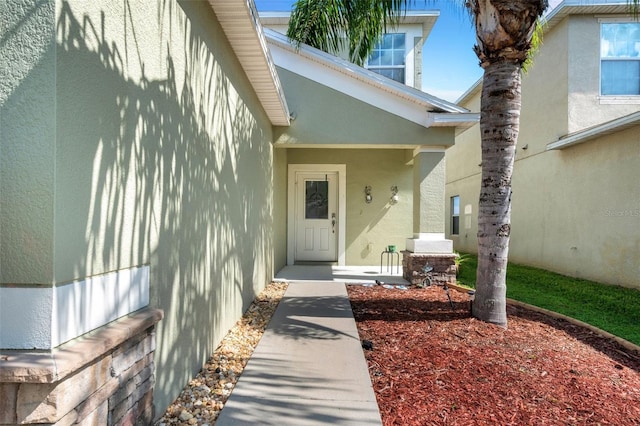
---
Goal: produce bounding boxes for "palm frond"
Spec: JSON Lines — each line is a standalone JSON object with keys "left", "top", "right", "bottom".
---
{"left": 629, "top": 0, "right": 640, "bottom": 18}
{"left": 523, "top": 19, "right": 544, "bottom": 72}
{"left": 287, "top": 0, "right": 409, "bottom": 66}
{"left": 287, "top": 0, "right": 350, "bottom": 55}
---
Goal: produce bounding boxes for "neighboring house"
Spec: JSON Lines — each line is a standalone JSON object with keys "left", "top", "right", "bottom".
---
{"left": 445, "top": 0, "right": 640, "bottom": 290}
{"left": 0, "top": 1, "right": 475, "bottom": 424}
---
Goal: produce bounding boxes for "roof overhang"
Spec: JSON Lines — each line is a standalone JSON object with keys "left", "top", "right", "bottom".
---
{"left": 207, "top": 0, "right": 290, "bottom": 126}
{"left": 544, "top": 0, "right": 634, "bottom": 31}
{"left": 265, "top": 29, "right": 477, "bottom": 133}
{"left": 427, "top": 112, "right": 481, "bottom": 134}
{"left": 546, "top": 111, "right": 640, "bottom": 150}
{"left": 260, "top": 10, "right": 440, "bottom": 40}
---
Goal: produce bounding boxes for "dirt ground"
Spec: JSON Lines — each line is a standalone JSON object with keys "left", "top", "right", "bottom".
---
{"left": 347, "top": 284, "right": 640, "bottom": 426}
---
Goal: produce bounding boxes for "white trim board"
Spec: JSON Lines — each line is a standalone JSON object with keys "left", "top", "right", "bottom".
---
{"left": 0, "top": 266, "right": 149, "bottom": 349}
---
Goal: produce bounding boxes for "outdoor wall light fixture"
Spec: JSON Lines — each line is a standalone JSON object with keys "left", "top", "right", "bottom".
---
{"left": 365, "top": 186, "right": 373, "bottom": 204}
{"left": 390, "top": 185, "right": 399, "bottom": 204}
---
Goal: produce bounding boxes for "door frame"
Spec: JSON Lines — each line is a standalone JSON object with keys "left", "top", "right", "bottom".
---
{"left": 287, "top": 164, "right": 346, "bottom": 266}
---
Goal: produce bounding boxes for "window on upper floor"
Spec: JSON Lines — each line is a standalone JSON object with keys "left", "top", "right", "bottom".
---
{"left": 600, "top": 22, "right": 640, "bottom": 96}
{"left": 366, "top": 33, "right": 406, "bottom": 84}
{"left": 451, "top": 195, "right": 460, "bottom": 236}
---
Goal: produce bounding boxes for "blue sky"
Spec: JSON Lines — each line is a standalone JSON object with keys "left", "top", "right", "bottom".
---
{"left": 254, "top": 0, "right": 483, "bottom": 102}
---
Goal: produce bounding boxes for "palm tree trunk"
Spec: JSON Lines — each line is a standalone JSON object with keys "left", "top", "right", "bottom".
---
{"left": 472, "top": 60, "right": 522, "bottom": 327}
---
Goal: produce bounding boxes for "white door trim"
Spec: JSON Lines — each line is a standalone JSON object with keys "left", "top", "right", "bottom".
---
{"left": 287, "top": 164, "right": 346, "bottom": 266}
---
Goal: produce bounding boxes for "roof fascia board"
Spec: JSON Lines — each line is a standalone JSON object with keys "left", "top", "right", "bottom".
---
{"left": 270, "top": 45, "right": 428, "bottom": 126}
{"left": 207, "top": 0, "right": 290, "bottom": 126}
{"left": 546, "top": 111, "right": 640, "bottom": 150}
{"left": 260, "top": 10, "right": 439, "bottom": 28}
{"left": 544, "top": 0, "right": 631, "bottom": 30}
{"left": 456, "top": 77, "right": 483, "bottom": 105}
{"left": 426, "top": 112, "right": 480, "bottom": 130}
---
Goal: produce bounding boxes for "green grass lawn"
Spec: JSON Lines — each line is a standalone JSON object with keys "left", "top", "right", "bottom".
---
{"left": 456, "top": 253, "right": 640, "bottom": 346}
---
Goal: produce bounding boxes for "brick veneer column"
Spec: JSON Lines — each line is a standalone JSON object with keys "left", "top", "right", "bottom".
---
{"left": 402, "top": 251, "right": 457, "bottom": 286}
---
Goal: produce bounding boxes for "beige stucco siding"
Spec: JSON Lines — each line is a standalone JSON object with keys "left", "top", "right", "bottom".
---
{"left": 2, "top": 0, "right": 276, "bottom": 413}
{"left": 568, "top": 15, "right": 640, "bottom": 131}
{"left": 510, "top": 127, "right": 640, "bottom": 285}
{"left": 446, "top": 12, "right": 640, "bottom": 289}
{"left": 520, "top": 18, "right": 570, "bottom": 152}
{"left": 286, "top": 149, "right": 413, "bottom": 265}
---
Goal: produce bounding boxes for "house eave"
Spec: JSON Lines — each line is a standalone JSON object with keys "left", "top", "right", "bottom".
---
{"left": 544, "top": 0, "right": 633, "bottom": 32}
{"left": 456, "top": 77, "right": 483, "bottom": 105}
{"left": 207, "top": 0, "right": 290, "bottom": 126}
{"left": 426, "top": 112, "right": 480, "bottom": 129}
{"left": 546, "top": 111, "right": 640, "bottom": 150}
{"left": 265, "top": 28, "right": 468, "bottom": 115}
{"left": 259, "top": 10, "right": 440, "bottom": 40}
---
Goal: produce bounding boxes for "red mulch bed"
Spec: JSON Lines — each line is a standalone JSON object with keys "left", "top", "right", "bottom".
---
{"left": 347, "top": 284, "right": 640, "bottom": 425}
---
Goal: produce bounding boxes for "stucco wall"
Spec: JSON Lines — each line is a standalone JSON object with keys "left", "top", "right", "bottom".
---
{"left": 509, "top": 126, "right": 640, "bottom": 286}
{"left": 273, "top": 68, "right": 454, "bottom": 147}
{"left": 286, "top": 149, "right": 413, "bottom": 265}
{"left": 446, "top": 13, "right": 640, "bottom": 289}
{"left": 1, "top": 0, "right": 56, "bottom": 284}
{"left": 567, "top": 15, "right": 640, "bottom": 131}
{"left": 2, "top": 0, "right": 276, "bottom": 414}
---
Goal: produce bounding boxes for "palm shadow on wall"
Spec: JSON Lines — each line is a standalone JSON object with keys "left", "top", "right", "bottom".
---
{"left": 55, "top": 0, "right": 274, "bottom": 411}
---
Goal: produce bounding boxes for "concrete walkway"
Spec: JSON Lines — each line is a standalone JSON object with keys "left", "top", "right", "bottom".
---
{"left": 216, "top": 267, "right": 408, "bottom": 425}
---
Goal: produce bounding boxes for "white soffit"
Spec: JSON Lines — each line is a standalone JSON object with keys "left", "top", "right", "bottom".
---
{"left": 260, "top": 10, "right": 440, "bottom": 39}
{"left": 401, "top": 10, "right": 440, "bottom": 39}
{"left": 208, "top": 0, "right": 290, "bottom": 126}
{"left": 546, "top": 111, "right": 640, "bottom": 150}
{"left": 265, "top": 29, "right": 470, "bottom": 129}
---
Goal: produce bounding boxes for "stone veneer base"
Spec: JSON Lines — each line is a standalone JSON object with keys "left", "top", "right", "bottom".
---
{"left": 0, "top": 307, "right": 163, "bottom": 425}
{"left": 402, "top": 251, "right": 458, "bottom": 286}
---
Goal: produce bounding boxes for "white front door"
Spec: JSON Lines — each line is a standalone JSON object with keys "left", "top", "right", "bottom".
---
{"left": 295, "top": 172, "right": 338, "bottom": 262}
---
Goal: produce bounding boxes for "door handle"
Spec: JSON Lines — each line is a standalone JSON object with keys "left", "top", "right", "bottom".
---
{"left": 331, "top": 213, "right": 336, "bottom": 233}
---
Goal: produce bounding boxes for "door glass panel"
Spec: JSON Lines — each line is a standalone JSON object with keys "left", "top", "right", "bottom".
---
{"left": 305, "top": 181, "right": 329, "bottom": 219}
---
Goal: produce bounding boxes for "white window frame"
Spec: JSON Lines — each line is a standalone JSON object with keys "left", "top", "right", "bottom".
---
{"left": 366, "top": 33, "right": 407, "bottom": 84}
{"left": 451, "top": 195, "right": 460, "bottom": 236}
{"left": 598, "top": 18, "right": 640, "bottom": 104}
